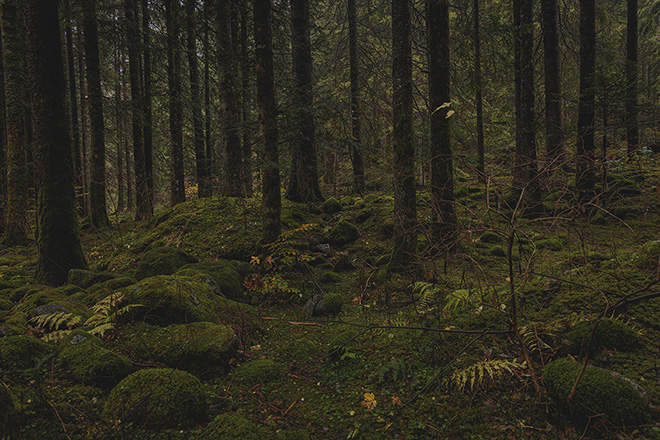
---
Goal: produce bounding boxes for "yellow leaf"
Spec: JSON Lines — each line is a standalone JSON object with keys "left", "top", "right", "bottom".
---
{"left": 250, "top": 256, "right": 260, "bottom": 266}
{"left": 361, "top": 392, "right": 377, "bottom": 411}
{"left": 391, "top": 396, "right": 402, "bottom": 406}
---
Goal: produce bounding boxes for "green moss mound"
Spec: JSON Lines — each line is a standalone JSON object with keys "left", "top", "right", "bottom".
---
{"left": 233, "top": 359, "right": 281, "bottom": 386}
{"left": 536, "top": 238, "right": 563, "bottom": 251}
{"left": 67, "top": 269, "right": 114, "bottom": 289}
{"left": 322, "top": 198, "right": 343, "bottom": 214}
{"left": 328, "top": 330, "right": 359, "bottom": 360}
{"left": 135, "top": 246, "right": 199, "bottom": 280}
{"left": 179, "top": 261, "right": 243, "bottom": 300}
{"left": 319, "top": 271, "right": 341, "bottom": 284}
{"left": 330, "top": 220, "right": 359, "bottom": 246}
{"left": 564, "top": 318, "right": 640, "bottom": 355}
{"left": 479, "top": 231, "right": 502, "bottom": 244}
{"left": 287, "top": 338, "right": 321, "bottom": 363}
{"left": 58, "top": 330, "right": 131, "bottom": 388}
{"left": 203, "top": 413, "right": 261, "bottom": 439}
{"left": 0, "top": 385, "right": 18, "bottom": 438}
{"left": 316, "top": 293, "right": 344, "bottom": 317}
{"left": 630, "top": 240, "right": 660, "bottom": 270}
{"left": 0, "top": 335, "right": 52, "bottom": 370}
{"left": 103, "top": 368, "right": 207, "bottom": 429}
{"left": 543, "top": 357, "right": 648, "bottom": 425}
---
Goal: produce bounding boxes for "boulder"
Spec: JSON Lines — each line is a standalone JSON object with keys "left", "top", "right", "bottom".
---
{"left": 330, "top": 220, "right": 359, "bottom": 246}
{"left": 135, "top": 246, "right": 198, "bottom": 280}
{"left": 67, "top": 270, "right": 114, "bottom": 290}
{"left": 233, "top": 359, "right": 281, "bottom": 386}
{"left": 0, "top": 335, "right": 52, "bottom": 370}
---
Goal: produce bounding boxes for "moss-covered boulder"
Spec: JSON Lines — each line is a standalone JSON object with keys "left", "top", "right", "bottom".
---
{"left": 319, "top": 271, "right": 341, "bottom": 284}
{"left": 58, "top": 330, "right": 131, "bottom": 388}
{"left": 233, "top": 359, "right": 281, "bottom": 386}
{"left": 564, "top": 318, "right": 640, "bottom": 356}
{"left": 135, "top": 246, "right": 198, "bottom": 280}
{"left": 313, "top": 293, "right": 344, "bottom": 317}
{"left": 178, "top": 261, "right": 243, "bottom": 300}
{"left": 630, "top": 240, "right": 660, "bottom": 270}
{"left": 479, "top": 231, "right": 503, "bottom": 244}
{"left": 67, "top": 269, "right": 114, "bottom": 290}
{"left": 0, "top": 335, "right": 53, "bottom": 370}
{"left": 103, "top": 368, "right": 207, "bottom": 429}
{"left": 322, "top": 198, "right": 342, "bottom": 215}
{"left": 543, "top": 357, "right": 648, "bottom": 425}
{"left": 0, "top": 385, "right": 18, "bottom": 439}
{"left": 330, "top": 220, "right": 359, "bottom": 246}
{"left": 536, "top": 238, "right": 563, "bottom": 251}
{"left": 203, "top": 413, "right": 261, "bottom": 439}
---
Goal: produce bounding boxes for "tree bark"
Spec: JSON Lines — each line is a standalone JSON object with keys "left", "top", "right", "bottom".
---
{"left": 429, "top": 0, "right": 456, "bottom": 252}
{"left": 626, "top": 0, "right": 638, "bottom": 153}
{"left": 115, "top": 51, "right": 124, "bottom": 212}
{"left": 473, "top": 0, "right": 485, "bottom": 175}
{"left": 1, "top": 0, "right": 27, "bottom": 245}
{"left": 287, "top": 0, "right": 323, "bottom": 203}
{"left": 204, "top": 0, "right": 215, "bottom": 190}
{"left": 255, "top": 0, "right": 281, "bottom": 245}
{"left": 576, "top": 0, "right": 596, "bottom": 199}
{"left": 167, "top": 0, "right": 185, "bottom": 206}
{"left": 542, "top": 0, "right": 563, "bottom": 164}
{"left": 24, "top": 0, "right": 88, "bottom": 285}
{"left": 391, "top": 0, "right": 416, "bottom": 270}
{"left": 142, "top": 0, "right": 154, "bottom": 215}
{"left": 348, "top": 0, "right": 365, "bottom": 194}
{"left": 83, "top": 0, "right": 110, "bottom": 228}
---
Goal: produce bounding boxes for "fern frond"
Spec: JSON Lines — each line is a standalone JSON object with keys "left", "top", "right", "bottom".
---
{"left": 88, "top": 323, "right": 115, "bottom": 338}
{"left": 41, "top": 330, "right": 71, "bottom": 343}
{"left": 449, "top": 359, "right": 526, "bottom": 392}
{"left": 30, "top": 312, "right": 82, "bottom": 331}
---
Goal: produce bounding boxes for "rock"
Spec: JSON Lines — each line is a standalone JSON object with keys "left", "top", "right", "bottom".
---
{"left": 103, "top": 368, "right": 207, "bottom": 429}
{"left": 315, "top": 243, "right": 331, "bottom": 254}
{"left": 479, "top": 231, "right": 502, "bottom": 244}
{"left": 135, "top": 246, "right": 198, "bottom": 280}
{"left": 630, "top": 240, "right": 660, "bottom": 270}
{"left": 58, "top": 330, "right": 132, "bottom": 388}
{"left": 302, "top": 294, "right": 322, "bottom": 319}
{"left": 543, "top": 357, "right": 649, "bottom": 425}
{"left": 67, "top": 269, "right": 114, "bottom": 289}
{"left": 333, "top": 253, "right": 356, "bottom": 272}
{"left": 318, "top": 271, "right": 341, "bottom": 284}
{"left": 204, "top": 413, "right": 261, "bottom": 439}
{"left": 322, "top": 198, "right": 342, "bottom": 215}
{"left": 178, "top": 261, "right": 243, "bottom": 300}
{"left": 564, "top": 318, "right": 640, "bottom": 356}
{"left": 233, "top": 359, "right": 280, "bottom": 386}
{"left": 312, "top": 293, "right": 343, "bottom": 317}
{"left": 0, "top": 385, "right": 18, "bottom": 438}
{"left": 0, "top": 335, "right": 53, "bottom": 370}
{"left": 330, "top": 220, "right": 359, "bottom": 246}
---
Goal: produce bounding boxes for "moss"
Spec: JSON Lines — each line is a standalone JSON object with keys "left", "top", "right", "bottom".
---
{"left": 66, "top": 269, "right": 114, "bottom": 289}
{"left": 564, "top": 318, "right": 640, "bottom": 355}
{"left": 630, "top": 240, "right": 660, "bottom": 270}
{"left": 479, "top": 231, "right": 503, "bottom": 244}
{"left": 134, "top": 246, "right": 199, "bottom": 280}
{"left": 203, "top": 413, "right": 261, "bottom": 439}
{"left": 610, "top": 205, "right": 641, "bottom": 220}
{"left": 319, "top": 271, "right": 341, "bottom": 284}
{"left": 103, "top": 368, "right": 207, "bottom": 429}
{"left": 179, "top": 261, "right": 243, "bottom": 300}
{"left": 0, "top": 385, "right": 18, "bottom": 438}
{"left": 233, "top": 359, "right": 281, "bottom": 386}
{"left": 0, "top": 335, "right": 53, "bottom": 370}
{"left": 328, "top": 330, "right": 359, "bottom": 360}
{"left": 543, "top": 357, "right": 648, "bottom": 425}
{"left": 340, "top": 196, "right": 356, "bottom": 206}
{"left": 288, "top": 338, "right": 321, "bottom": 363}
{"left": 281, "top": 202, "right": 310, "bottom": 228}
{"left": 58, "top": 331, "right": 132, "bottom": 388}
{"left": 330, "top": 220, "right": 359, "bottom": 246}
{"left": 317, "top": 293, "right": 343, "bottom": 317}
{"left": 277, "top": 430, "right": 311, "bottom": 440}
{"left": 353, "top": 208, "right": 373, "bottom": 223}
{"left": 322, "top": 197, "right": 342, "bottom": 214}
{"left": 364, "top": 194, "right": 381, "bottom": 204}
{"left": 536, "top": 238, "right": 563, "bottom": 251}
{"left": 489, "top": 245, "right": 507, "bottom": 257}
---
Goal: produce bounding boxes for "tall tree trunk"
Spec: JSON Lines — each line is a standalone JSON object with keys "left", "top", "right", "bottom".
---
{"left": 255, "top": 0, "right": 280, "bottom": 244}
{"left": 240, "top": 4, "right": 252, "bottom": 196}
{"left": 576, "top": 0, "right": 596, "bottom": 199}
{"left": 287, "top": 0, "right": 323, "bottom": 203}
{"left": 429, "top": 0, "right": 456, "bottom": 252}
{"left": 1, "top": 0, "right": 27, "bottom": 245}
{"left": 626, "top": 0, "right": 638, "bottom": 153}
{"left": 124, "top": 0, "right": 148, "bottom": 219}
{"left": 24, "top": 0, "right": 88, "bottom": 285}
{"left": 142, "top": 0, "right": 154, "bottom": 215}
{"left": 473, "top": 0, "right": 485, "bottom": 175}
{"left": 77, "top": 30, "right": 90, "bottom": 217}
{"left": 216, "top": 0, "right": 244, "bottom": 197}
{"left": 83, "top": 0, "right": 110, "bottom": 228}
{"left": 513, "top": 0, "right": 540, "bottom": 205}
{"left": 391, "top": 0, "right": 416, "bottom": 270}
{"left": 204, "top": 3, "right": 214, "bottom": 190}
{"left": 348, "top": 0, "right": 365, "bottom": 194}
{"left": 115, "top": 52, "right": 124, "bottom": 212}
{"left": 543, "top": 0, "right": 563, "bottom": 164}
{"left": 167, "top": 0, "right": 185, "bottom": 206}
{"left": 187, "top": 0, "right": 210, "bottom": 198}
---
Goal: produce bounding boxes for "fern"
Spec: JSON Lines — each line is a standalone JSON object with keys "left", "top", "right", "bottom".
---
{"left": 445, "top": 289, "right": 473, "bottom": 311}
{"left": 30, "top": 312, "right": 84, "bottom": 332}
{"left": 83, "top": 292, "right": 141, "bottom": 338}
{"left": 411, "top": 281, "right": 442, "bottom": 315}
{"left": 449, "top": 359, "right": 525, "bottom": 392}
{"left": 519, "top": 314, "right": 583, "bottom": 354}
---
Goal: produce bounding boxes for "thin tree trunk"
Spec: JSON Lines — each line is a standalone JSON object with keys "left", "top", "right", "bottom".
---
{"left": 429, "top": 0, "right": 456, "bottom": 252}
{"left": 391, "top": 0, "right": 416, "bottom": 270}
{"left": 0, "top": 23, "right": 6, "bottom": 236}
{"left": 1, "top": 0, "right": 28, "bottom": 245}
{"left": 576, "top": 0, "right": 596, "bottom": 199}
{"left": 115, "top": 51, "right": 124, "bottom": 212}
{"left": 348, "top": 0, "right": 365, "bottom": 194}
{"left": 167, "top": 0, "right": 185, "bottom": 206}
{"left": 24, "top": 0, "right": 88, "bottom": 285}
{"left": 142, "top": 0, "right": 154, "bottom": 214}
{"left": 77, "top": 30, "right": 89, "bottom": 217}
{"left": 255, "top": 0, "right": 280, "bottom": 244}
{"left": 240, "top": 4, "right": 252, "bottom": 197}
{"left": 204, "top": 4, "right": 214, "bottom": 191}
{"left": 626, "top": 0, "right": 638, "bottom": 153}
{"left": 543, "top": 0, "right": 563, "bottom": 164}
{"left": 473, "top": 0, "right": 485, "bottom": 175}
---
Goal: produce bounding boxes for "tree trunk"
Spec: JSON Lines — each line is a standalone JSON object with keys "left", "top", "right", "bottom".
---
{"left": 255, "top": 0, "right": 281, "bottom": 245}
{"left": 167, "top": 0, "right": 185, "bottom": 206}
{"left": 240, "top": 4, "right": 252, "bottom": 197}
{"left": 429, "top": 0, "right": 456, "bottom": 252}
{"left": 576, "top": 0, "right": 596, "bottom": 199}
{"left": 77, "top": 29, "right": 90, "bottom": 217}
{"left": 542, "top": 0, "right": 563, "bottom": 164}
{"left": 204, "top": 0, "right": 215, "bottom": 191}
{"left": 626, "top": 0, "right": 638, "bottom": 153}
{"left": 287, "top": 0, "right": 323, "bottom": 203}
{"left": 473, "top": 0, "right": 485, "bottom": 175}
{"left": 1, "top": 0, "right": 28, "bottom": 245}
{"left": 187, "top": 0, "right": 210, "bottom": 198}
{"left": 115, "top": 52, "right": 124, "bottom": 212}
{"left": 216, "top": 0, "right": 244, "bottom": 197}
{"left": 348, "top": 0, "right": 365, "bottom": 194}
{"left": 83, "top": 0, "right": 110, "bottom": 228}
{"left": 24, "top": 0, "right": 88, "bottom": 285}
{"left": 391, "top": 0, "right": 416, "bottom": 270}
{"left": 142, "top": 0, "right": 154, "bottom": 215}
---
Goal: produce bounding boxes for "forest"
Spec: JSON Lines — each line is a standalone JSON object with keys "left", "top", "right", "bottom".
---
{"left": 1, "top": 0, "right": 660, "bottom": 438}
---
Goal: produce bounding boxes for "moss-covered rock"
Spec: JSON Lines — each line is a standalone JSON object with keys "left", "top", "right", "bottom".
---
{"left": 330, "top": 220, "right": 359, "bottom": 246}
{"left": 564, "top": 318, "right": 640, "bottom": 355}
{"left": 103, "top": 368, "right": 207, "bottom": 429}
{"left": 287, "top": 338, "right": 321, "bottom": 363}
{"left": 179, "top": 261, "right": 243, "bottom": 300}
{"left": 319, "top": 271, "right": 341, "bottom": 284}
{"left": 630, "top": 240, "right": 660, "bottom": 270}
{"left": 233, "top": 359, "right": 281, "bottom": 386}
{"left": 135, "top": 246, "right": 198, "bottom": 280}
{"left": 328, "top": 330, "right": 358, "bottom": 360}
{"left": 543, "top": 357, "right": 648, "bottom": 425}
{"left": 0, "top": 335, "right": 53, "bottom": 370}
{"left": 536, "top": 238, "right": 563, "bottom": 251}
{"left": 322, "top": 198, "right": 342, "bottom": 215}
{"left": 203, "top": 413, "right": 261, "bottom": 439}
{"left": 489, "top": 245, "right": 507, "bottom": 257}
{"left": 58, "top": 330, "right": 132, "bottom": 388}
{"left": 313, "top": 293, "right": 343, "bottom": 317}
{"left": 0, "top": 385, "right": 18, "bottom": 439}
{"left": 67, "top": 270, "right": 114, "bottom": 290}
{"left": 479, "top": 231, "right": 503, "bottom": 244}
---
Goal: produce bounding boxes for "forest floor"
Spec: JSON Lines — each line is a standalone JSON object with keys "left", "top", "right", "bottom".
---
{"left": 2, "top": 151, "right": 660, "bottom": 439}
